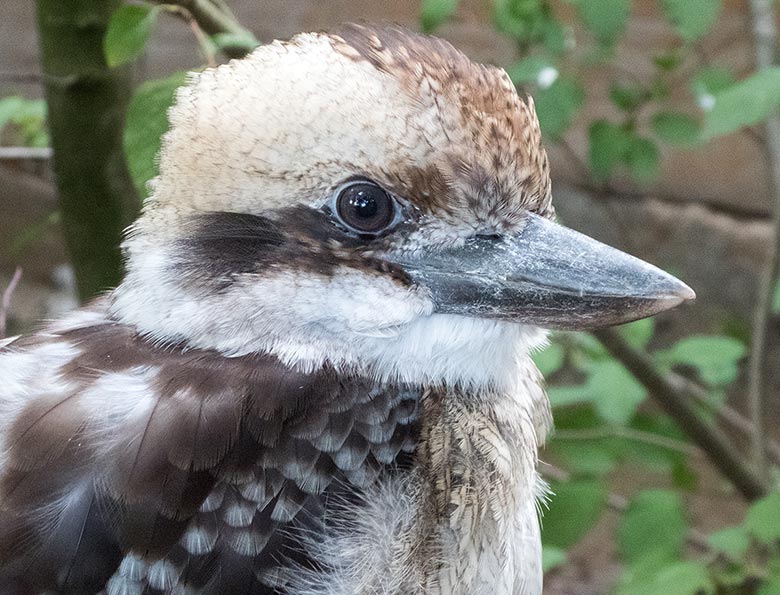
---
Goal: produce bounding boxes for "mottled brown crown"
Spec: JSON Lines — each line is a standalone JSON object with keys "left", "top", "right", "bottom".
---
{"left": 332, "top": 23, "right": 554, "bottom": 228}
{"left": 143, "top": 23, "right": 552, "bottom": 241}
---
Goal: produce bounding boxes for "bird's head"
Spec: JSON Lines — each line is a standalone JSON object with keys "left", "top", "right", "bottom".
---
{"left": 112, "top": 24, "right": 693, "bottom": 387}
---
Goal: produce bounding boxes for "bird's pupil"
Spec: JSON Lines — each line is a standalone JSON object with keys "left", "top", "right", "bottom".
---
{"left": 334, "top": 180, "right": 395, "bottom": 234}
{"left": 349, "top": 192, "right": 378, "bottom": 219}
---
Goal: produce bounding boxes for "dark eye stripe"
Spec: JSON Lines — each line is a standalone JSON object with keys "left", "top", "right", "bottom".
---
{"left": 173, "top": 207, "right": 392, "bottom": 292}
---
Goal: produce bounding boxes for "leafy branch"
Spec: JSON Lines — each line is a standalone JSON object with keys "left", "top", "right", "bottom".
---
{"left": 104, "top": 1, "right": 257, "bottom": 71}
{"left": 592, "top": 328, "right": 770, "bottom": 501}
{"left": 745, "top": 0, "right": 780, "bottom": 473}
{"left": 541, "top": 462, "right": 732, "bottom": 563}
{"left": 151, "top": 0, "right": 253, "bottom": 58}
{"left": 553, "top": 426, "right": 702, "bottom": 458}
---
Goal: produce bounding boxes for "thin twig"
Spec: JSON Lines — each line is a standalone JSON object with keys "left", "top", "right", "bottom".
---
{"left": 0, "top": 147, "right": 53, "bottom": 160}
{"left": 210, "top": 0, "right": 237, "bottom": 21}
{"left": 573, "top": 335, "right": 780, "bottom": 465}
{"left": 553, "top": 426, "right": 702, "bottom": 458}
{"left": 188, "top": 17, "right": 217, "bottom": 67}
{"left": 0, "top": 268, "right": 22, "bottom": 340}
{"left": 682, "top": 378, "right": 780, "bottom": 466}
{"left": 163, "top": 5, "right": 218, "bottom": 67}
{"left": 153, "top": 0, "right": 254, "bottom": 59}
{"left": 746, "top": 0, "right": 780, "bottom": 473}
{"left": 592, "top": 328, "right": 769, "bottom": 500}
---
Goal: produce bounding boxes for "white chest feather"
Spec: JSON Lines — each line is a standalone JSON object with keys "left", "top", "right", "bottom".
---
{"left": 285, "top": 368, "right": 551, "bottom": 595}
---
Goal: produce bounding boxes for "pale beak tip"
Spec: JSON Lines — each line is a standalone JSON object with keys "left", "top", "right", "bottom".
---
{"left": 672, "top": 280, "right": 696, "bottom": 302}
{"left": 681, "top": 284, "right": 697, "bottom": 301}
{"left": 651, "top": 269, "right": 695, "bottom": 304}
{"left": 657, "top": 280, "right": 696, "bottom": 311}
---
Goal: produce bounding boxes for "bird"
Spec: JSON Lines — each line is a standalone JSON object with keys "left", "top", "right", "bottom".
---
{"left": 0, "top": 23, "right": 694, "bottom": 595}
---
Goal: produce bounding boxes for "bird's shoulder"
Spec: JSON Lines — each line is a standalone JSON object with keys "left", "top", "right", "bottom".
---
{"left": 0, "top": 303, "right": 422, "bottom": 594}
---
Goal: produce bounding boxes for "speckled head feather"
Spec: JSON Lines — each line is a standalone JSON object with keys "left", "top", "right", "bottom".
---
{"left": 145, "top": 23, "right": 552, "bottom": 230}
{"left": 332, "top": 23, "right": 553, "bottom": 223}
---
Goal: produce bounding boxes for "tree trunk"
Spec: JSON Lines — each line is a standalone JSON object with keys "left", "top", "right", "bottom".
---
{"left": 36, "top": 0, "right": 140, "bottom": 301}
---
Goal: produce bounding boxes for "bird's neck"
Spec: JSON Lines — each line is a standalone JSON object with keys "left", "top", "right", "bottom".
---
{"left": 415, "top": 378, "right": 550, "bottom": 592}
{"left": 112, "top": 282, "right": 547, "bottom": 392}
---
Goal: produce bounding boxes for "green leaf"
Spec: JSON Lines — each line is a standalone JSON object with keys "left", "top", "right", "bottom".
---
{"left": 693, "top": 68, "right": 734, "bottom": 115}
{"left": 626, "top": 136, "right": 660, "bottom": 184}
{"left": 619, "top": 414, "right": 690, "bottom": 474}
{"left": 533, "top": 76, "right": 584, "bottom": 139}
{"left": 619, "top": 411, "right": 692, "bottom": 472}
{"left": 572, "top": 332, "right": 610, "bottom": 361}
{"left": 0, "top": 96, "right": 48, "bottom": 146}
{"left": 211, "top": 32, "right": 261, "bottom": 53}
{"left": 0, "top": 96, "right": 23, "bottom": 130}
{"left": 620, "top": 561, "right": 715, "bottom": 595}
{"left": 493, "top": 0, "right": 547, "bottom": 42}
{"left": 548, "top": 440, "right": 617, "bottom": 476}
{"left": 588, "top": 360, "right": 647, "bottom": 425}
{"left": 551, "top": 403, "right": 603, "bottom": 430}
{"left": 540, "top": 18, "right": 567, "bottom": 55}
{"left": 610, "top": 84, "right": 648, "bottom": 112}
{"left": 671, "top": 459, "right": 698, "bottom": 491}
{"left": 692, "top": 67, "right": 735, "bottom": 97}
{"left": 578, "top": 0, "right": 630, "bottom": 45}
{"left": 533, "top": 342, "right": 565, "bottom": 375}
{"left": 708, "top": 525, "right": 750, "bottom": 557}
{"left": 757, "top": 578, "right": 780, "bottom": 595}
{"left": 661, "top": 0, "right": 722, "bottom": 42}
{"left": 620, "top": 318, "right": 655, "bottom": 350}
{"left": 618, "top": 489, "right": 686, "bottom": 567}
{"left": 653, "top": 561, "right": 714, "bottom": 595}
{"left": 548, "top": 384, "right": 592, "bottom": 408}
{"left": 420, "top": 0, "right": 459, "bottom": 32}
{"left": 542, "top": 545, "right": 567, "bottom": 573}
{"left": 711, "top": 564, "right": 749, "bottom": 589}
{"left": 773, "top": 278, "right": 780, "bottom": 314}
{"left": 653, "top": 52, "right": 682, "bottom": 72}
{"left": 507, "top": 56, "right": 555, "bottom": 86}
{"left": 542, "top": 479, "right": 607, "bottom": 549}
{"left": 703, "top": 68, "right": 780, "bottom": 139}
{"left": 656, "top": 335, "right": 746, "bottom": 386}
{"left": 0, "top": 96, "right": 44, "bottom": 128}
{"left": 745, "top": 491, "right": 780, "bottom": 544}
{"left": 652, "top": 111, "right": 701, "bottom": 146}
{"left": 104, "top": 4, "right": 161, "bottom": 68}
{"left": 124, "top": 71, "right": 188, "bottom": 197}
{"left": 588, "top": 120, "right": 631, "bottom": 181}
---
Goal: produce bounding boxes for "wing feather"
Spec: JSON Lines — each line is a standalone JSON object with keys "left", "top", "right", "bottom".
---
{"left": 0, "top": 306, "right": 422, "bottom": 594}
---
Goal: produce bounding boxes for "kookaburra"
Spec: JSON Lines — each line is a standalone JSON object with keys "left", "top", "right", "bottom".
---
{"left": 0, "top": 24, "right": 693, "bottom": 595}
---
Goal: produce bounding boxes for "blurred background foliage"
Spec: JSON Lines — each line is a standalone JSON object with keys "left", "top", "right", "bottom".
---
{"left": 1, "top": 0, "right": 780, "bottom": 593}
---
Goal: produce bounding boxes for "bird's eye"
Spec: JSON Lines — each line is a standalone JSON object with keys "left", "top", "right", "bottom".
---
{"left": 334, "top": 181, "right": 396, "bottom": 234}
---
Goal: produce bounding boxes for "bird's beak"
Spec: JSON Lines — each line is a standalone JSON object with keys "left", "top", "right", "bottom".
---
{"left": 391, "top": 212, "right": 695, "bottom": 330}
